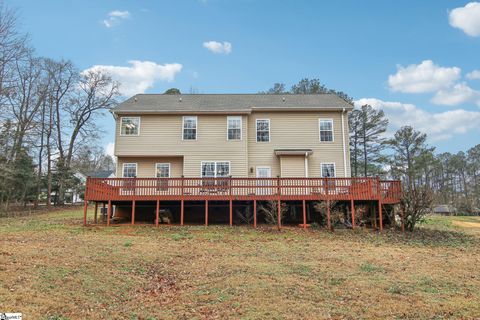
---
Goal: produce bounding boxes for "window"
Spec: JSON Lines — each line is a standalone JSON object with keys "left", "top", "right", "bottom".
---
{"left": 201, "top": 161, "right": 230, "bottom": 178}
{"left": 321, "top": 163, "right": 336, "bottom": 178}
{"left": 155, "top": 163, "right": 170, "bottom": 178}
{"left": 155, "top": 163, "right": 170, "bottom": 191}
{"left": 227, "top": 116, "right": 242, "bottom": 140}
{"left": 319, "top": 119, "right": 333, "bottom": 142}
{"left": 122, "top": 163, "right": 137, "bottom": 178}
{"left": 256, "top": 119, "right": 270, "bottom": 142}
{"left": 120, "top": 117, "right": 140, "bottom": 135}
{"left": 183, "top": 116, "right": 197, "bottom": 140}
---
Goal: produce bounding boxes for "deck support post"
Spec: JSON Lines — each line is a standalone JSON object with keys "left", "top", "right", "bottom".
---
{"left": 102, "top": 203, "right": 106, "bottom": 222}
{"left": 180, "top": 200, "right": 184, "bottom": 226}
{"left": 107, "top": 200, "right": 111, "bottom": 226}
{"left": 83, "top": 200, "right": 87, "bottom": 226}
{"left": 94, "top": 202, "right": 98, "bottom": 224}
{"left": 205, "top": 200, "right": 209, "bottom": 226}
{"left": 229, "top": 199, "right": 233, "bottom": 226}
{"left": 351, "top": 199, "right": 355, "bottom": 229}
{"left": 253, "top": 200, "right": 257, "bottom": 228}
{"left": 326, "top": 200, "right": 332, "bottom": 231}
{"left": 277, "top": 199, "right": 281, "bottom": 230}
{"left": 155, "top": 200, "right": 160, "bottom": 227}
{"left": 302, "top": 200, "right": 307, "bottom": 229}
{"left": 131, "top": 200, "right": 135, "bottom": 225}
{"left": 378, "top": 200, "right": 383, "bottom": 231}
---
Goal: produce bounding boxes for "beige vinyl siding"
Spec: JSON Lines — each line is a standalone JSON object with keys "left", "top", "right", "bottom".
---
{"left": 115, "top": 115, "right": 248, "bottom": 177}
{"left": 280, "top": 156, "right": 306, "bottom": 177}
{"left": 116, "top": 157, "right": 183, "bottom": 178}
{"left": 247, "top": 111, "right": 350, "bottom": 178}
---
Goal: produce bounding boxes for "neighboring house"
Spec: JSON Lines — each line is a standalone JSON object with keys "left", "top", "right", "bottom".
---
{"left": 112, "top": 94, "right": 352, "bottom": 179}
{"left": 87, "top": 170, "right": 116, "bottom": 179}
{"left": 433, "top": 205, "right": 456, "bottom": 215}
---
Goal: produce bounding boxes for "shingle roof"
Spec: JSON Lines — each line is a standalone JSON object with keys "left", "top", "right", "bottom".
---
{"left": 87, "top": 170, "right": 115, "bottom": 178}
{"left": 112, "top": 94, "right": 353, "bottom": 114}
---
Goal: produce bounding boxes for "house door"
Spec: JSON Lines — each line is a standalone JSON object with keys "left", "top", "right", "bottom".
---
{"left": 256, "top": 167, "right": 271, "bottom": 195}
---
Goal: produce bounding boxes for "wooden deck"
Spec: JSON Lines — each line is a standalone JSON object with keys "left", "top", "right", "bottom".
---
{"left": 84, "top": 177, "right": 402, "bottom": 230}
{"left": 85, "top": 177, "right": 402, "bottom": 203}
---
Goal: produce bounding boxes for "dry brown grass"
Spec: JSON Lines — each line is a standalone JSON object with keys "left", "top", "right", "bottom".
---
{"left": 1, "top": 209, "right": 479, "bottom": 319}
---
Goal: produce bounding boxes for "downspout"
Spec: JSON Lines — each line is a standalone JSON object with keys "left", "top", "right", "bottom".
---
{"left": 341, "top": 108, "right": 348, "bottom": 177}
{"left": 305, "top": 152, "right": 309, "bottom": 178}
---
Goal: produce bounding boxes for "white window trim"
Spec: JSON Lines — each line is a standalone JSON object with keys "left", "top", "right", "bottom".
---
{"left": 122, "top": 163, "right": 137, "bottom": 178}
{"left": 227, "top": 116, "right": 242, "bottom": 141}
{"left": 120, "top": 117, "right": 140, "bottom": 136}
{"left": 256, "top": 119, "right": 271, "bottom": 143}
{"left": 200, "top": 161, "right": 231, "bottom": 178}
{"left": 320, "top": 162, "right": 336, "bottom": 178}
{"left": 318, "top": 118, "right": 334, "bottom": 143}
{"left": 182, "top": 116, "right": 198, "bottom": 141}
{"left": 155, "top": 163, "right": 171, "bottom": 178}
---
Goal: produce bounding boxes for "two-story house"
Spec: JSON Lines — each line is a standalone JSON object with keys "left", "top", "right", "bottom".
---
{"left": 84, "top": 94, "right": 401, "bottom": 229}
{"left": 113, "top": 94, "right": 352, "bottom": 180}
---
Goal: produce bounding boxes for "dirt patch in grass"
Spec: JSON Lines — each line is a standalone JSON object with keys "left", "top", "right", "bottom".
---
{"left": 452, "top": 220, "right": 480, "bottom": 228}
{"left": 1, "top": 208, "right": 480, "bottom": 319}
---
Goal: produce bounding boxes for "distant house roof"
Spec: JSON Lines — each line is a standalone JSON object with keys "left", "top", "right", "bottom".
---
{"left": 112, "top": 94, "right": 354, "bottom": 115}
{"left": 87, "top": 170, "right": 115, "bottom": 178}
{"left": 433, "top": 205, "right": 456, "bottom": 214}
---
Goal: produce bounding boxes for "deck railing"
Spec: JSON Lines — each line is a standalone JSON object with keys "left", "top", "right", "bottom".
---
{"left": 85, "top": 177, "right": 402, "bottom": 203}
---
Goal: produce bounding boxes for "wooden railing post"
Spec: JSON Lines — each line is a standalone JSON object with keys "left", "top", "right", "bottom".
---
{"left": 377, "top": 177, "right": 383, "bottom": 231}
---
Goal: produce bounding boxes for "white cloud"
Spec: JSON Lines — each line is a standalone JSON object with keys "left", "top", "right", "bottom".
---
{"left": 203, "top": 41, "right": 232, "bottom": 54}
{"left": 431, "top": 82, "right": 480, "bottom": 107}
{"left": 388, "top": 60, "right": 461, "bottom": 93}
{"left": 355, "top": 98, "right": 480, "bottom": 141}
{"left": 466, "top": 70, "right": 480, "bottom": 80}
{"left": 83, "top": 60, "right": 182, "bottom": 96}
{"left": 105, "top": 142, "right": 115, "bottom": 158}
{"left": 103, "top": 10, "right": 131, "bottom": 28}
{"left": 449, "top": 2, "right": 480, "bottom": 37}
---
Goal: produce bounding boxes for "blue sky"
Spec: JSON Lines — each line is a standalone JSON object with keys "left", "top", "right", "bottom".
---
{"left": 8, "top": 0, "right": 480, "bottom": 155}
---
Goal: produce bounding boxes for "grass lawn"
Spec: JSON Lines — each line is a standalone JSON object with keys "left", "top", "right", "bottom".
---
{"left": 1, "top": 208, "right": 480, "bottom": 319}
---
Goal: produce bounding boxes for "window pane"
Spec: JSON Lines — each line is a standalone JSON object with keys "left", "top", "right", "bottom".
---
{"left": 202, "top": 162, "right": 215, "bottom": 177}
{"left": 319, "top": 120, "right": 333, "bottom": 142}
{"left": 227, "top": 117, "right": 241, "bottom": 140}
{"left": 256, "top": 120, "right": 270, "bottom": 142}
{"left": 123, "top": 164, "right": 137, "bottom": 178}
{"left": 121, "top": 117, "right": 139, "bottom": 135}
{"left": 216, "top": 162, "right": 230, "bottom": 177}
{"left": 156, "top": 164, "right": 170, "bottom": 178}
{"left": 183, "top": 117, "right": 197, "bottom": 140}
{"left": 321, "top": 164, "right": 335, "bottom": 178}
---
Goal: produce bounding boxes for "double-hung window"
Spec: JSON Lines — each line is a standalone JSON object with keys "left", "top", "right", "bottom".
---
{"left": 256, "top": 119, "right": 270, "bottom": 142}
{"left": 155, "top": 163, "right": 170, "bottom": 191}
{"left": 183, "top": 116, "right": 197, "bottom": 140}
{"left": 321, "top": 163, "right": 336, "bottom": 178}
{"left": 319, "top": 119, "right": 333, "bottom": 142}
{"left": 227, "top": 116, "right": 242, "bottom": 140}
{"left": 123, "top": 163, "right": 137, "bottom": 178}
{"left": 120, "top": 117, "right": 140, "bottom": 135}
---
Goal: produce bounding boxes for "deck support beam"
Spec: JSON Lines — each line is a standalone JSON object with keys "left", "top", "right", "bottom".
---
{"left": 107, "top": 200, "right": 111, "bottom": 226}
{"left": 253, "top": 200, "right": 257, "bottom": 228}
{"left": 302, "top": 200, "right": 307, "bottom": 229}
{"left": 229, "top": 200, "right": 233, "bottom": 226}
{"left": 94, "top": 202, "right": 98, "bottom": 224}
{"left": 131, "top": 200, "right": 135, "bottom": 225}
{"left": 155, "top": 200, "right": 160, "bottom": 227}
{"left": 378, "top": 200, "right": 383, "bottom": 231}
{"left": 205, "top": 200, "right": 209, "bottom": 226}
{"left": 327, "top": 200, "right": 332, "bottom": 231}
{"left": 351, "top": 199, "right": 355, "bottom": 229}
{"left": 83, "top": 200, "right": 87, "bottom": 226}
{"left": 180, "top": 200, "right": 184, "bottom": 226}
{"left": 102, "top": 203, "right": 105, "bottom": 223}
